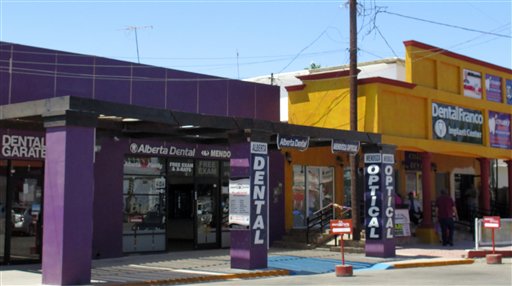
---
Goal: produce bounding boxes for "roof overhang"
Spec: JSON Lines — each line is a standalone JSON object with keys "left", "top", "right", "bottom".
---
{"left": 0, "top": 96, "right": 381, "bottom": 148}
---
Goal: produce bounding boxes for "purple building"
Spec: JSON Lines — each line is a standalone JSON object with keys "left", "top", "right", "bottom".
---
{"left": 0, "top": 42, "right": 380, "bottom": 284}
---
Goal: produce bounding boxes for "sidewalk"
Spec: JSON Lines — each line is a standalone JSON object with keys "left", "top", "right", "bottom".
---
{"left": 1, "top": 240, "right": 510, "bottom": 286}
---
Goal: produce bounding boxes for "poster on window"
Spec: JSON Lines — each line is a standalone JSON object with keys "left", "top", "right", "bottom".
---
{"left": 228, "top": 178, "right": 250, "bottom": 227}
{"left": 489, "top": 111, "right": 511, "bottom": 149}
{"left": 485, "top": 74, "right": 502, "bottom": 103}
{"left": 463, "top": 69, "right": 482, "bottom": 99}
{"left": 506, "top": 79, "right": 512, "bottom": 105}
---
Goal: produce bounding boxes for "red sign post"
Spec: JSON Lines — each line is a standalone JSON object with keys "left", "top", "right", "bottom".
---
{"left": 330, "top": 219, "right": 353, "bottom": 276}
{"left": 483, "top": 216, "right": 501, "bottom": 254}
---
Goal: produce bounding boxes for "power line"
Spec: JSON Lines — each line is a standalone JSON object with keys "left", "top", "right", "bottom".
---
{"left": 382, "top": 11, "right": 511, "bottom": 39}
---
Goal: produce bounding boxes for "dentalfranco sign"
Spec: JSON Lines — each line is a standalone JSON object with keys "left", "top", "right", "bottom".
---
{"left": 432, "top": 102, "right": 483, "bottom": 144}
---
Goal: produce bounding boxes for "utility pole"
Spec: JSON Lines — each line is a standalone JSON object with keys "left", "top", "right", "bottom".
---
{"left": 123, "top": 25, "right": 153, "bottom": 63}
{"left": 349, "top": 0, "right": 360, "bottom": 240}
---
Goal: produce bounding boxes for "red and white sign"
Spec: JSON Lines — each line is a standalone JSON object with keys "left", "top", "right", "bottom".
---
{"left": 483, "top": 216, "right": 501, "bottom": 229}
{"left": 330, "top": 219, "right": 353, "bottom": 234}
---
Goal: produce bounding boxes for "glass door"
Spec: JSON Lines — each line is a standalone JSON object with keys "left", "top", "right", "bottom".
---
{"left": 195, "top": 183, "right": 218, "bottom": 247}
{"left": 5, "top": 160, "right": 44, "bottom": 264}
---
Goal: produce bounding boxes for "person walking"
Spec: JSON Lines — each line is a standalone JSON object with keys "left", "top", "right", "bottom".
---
{"left": 436, "top": 189, "right": 458, "bottom": 246}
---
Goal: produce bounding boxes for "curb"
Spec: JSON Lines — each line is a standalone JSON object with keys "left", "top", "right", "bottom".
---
{"left": 389, "top": 259, "right": 475, "bottom": 269}
{"left": 119, "top": 269, "right": 290, "bottom": 285}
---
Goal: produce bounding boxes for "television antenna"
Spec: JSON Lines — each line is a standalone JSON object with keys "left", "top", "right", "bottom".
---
{"left": 122, "top": 25, "right": 153, "bottom": 63}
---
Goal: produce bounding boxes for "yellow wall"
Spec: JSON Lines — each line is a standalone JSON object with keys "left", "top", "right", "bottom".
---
{"left": 288, "top": 44, "right": 512, "bottom": 160}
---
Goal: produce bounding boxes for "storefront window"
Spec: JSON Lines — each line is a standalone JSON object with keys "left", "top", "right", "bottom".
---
{"left": 293, "top": 165, "right": 334, "bottom": 228}
{"left": 292, "top": 165, "right": 305, "bottom": 228}
{"left": 123, "top": 157, "right": 166, "bottom": 253}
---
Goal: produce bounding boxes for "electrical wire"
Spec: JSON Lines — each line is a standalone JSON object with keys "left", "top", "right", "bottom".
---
{"left": 382, "top": 11, "right": 511, "bottom": 39}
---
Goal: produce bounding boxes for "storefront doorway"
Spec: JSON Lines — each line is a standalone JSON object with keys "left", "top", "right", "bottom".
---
{"left": 0, "top": 160, "right": 44, "bottom": 265}
{"left": 124, "top": 156, "right": 229, "bottom": 253}
{"left": 454, "top": 174, "right": 477, "bottom": 222}
{"left": 292, "top": 165, "right": 334, "bottom": 228}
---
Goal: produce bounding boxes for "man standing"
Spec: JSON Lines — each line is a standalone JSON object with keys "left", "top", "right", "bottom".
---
{"left": 436, "top": 189, "right": 458, "bottom": 246}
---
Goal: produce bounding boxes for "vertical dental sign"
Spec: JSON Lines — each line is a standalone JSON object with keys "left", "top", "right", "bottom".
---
{"left": 250, "top": 142, "right": 268, "bottom": 245}
{"left": 364, "top": 153, "right": 395, "bottom": 240}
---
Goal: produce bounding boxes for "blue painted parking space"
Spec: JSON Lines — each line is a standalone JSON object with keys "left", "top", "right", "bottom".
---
{"left": 268, "top": 255, "right": 376, "bottom": 275}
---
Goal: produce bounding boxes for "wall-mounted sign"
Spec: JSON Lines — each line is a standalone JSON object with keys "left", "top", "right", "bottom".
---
{"left": 1, "top": 134, "right": 46, "bottom": 159}
{"left": 277, "top": 134, "right": 309, "bottom": 151}
{"left": 489, "top": 111, "right": 511, "bottom": 149}
{"left": 331, "top": 139, "right": 359, "bottom": 154}
{"left": 128, "top": 141, "right": 231, "bottom": 159}
{"left": 432, "top": 102, "right": 483, "bottom": 145}
{"left": 404, "top": 152, "right": 421, "bottom": 171}
{"left": 506, "top": 79, "right": 512, "bottom": 105}
{"left": 485, "top": 74, "right": 502, "bottom": 103}
{"left": 463, "top": 69, "right": 482, "bottom": 99}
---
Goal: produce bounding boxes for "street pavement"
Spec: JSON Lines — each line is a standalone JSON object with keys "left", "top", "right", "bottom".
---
{"left": 0, "top": 239, "right": 510, "bottom": 285}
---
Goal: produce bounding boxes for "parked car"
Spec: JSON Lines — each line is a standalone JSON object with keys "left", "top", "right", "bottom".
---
{"left": 11, "top": 207, "right": 33, "bottom": 235}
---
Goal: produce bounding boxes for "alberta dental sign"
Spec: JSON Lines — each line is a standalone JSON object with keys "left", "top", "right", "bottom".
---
{"left": 432, "top": 102, "right": 483, "bottom": 145}
{"left": 364, "top": 152, "right": 395, "bottom": 240}
{"left": 277, "top": 134, "right": 309, "bottom": 151}
{"left": 250, "top": 142, "right": 268, "bottom": 245}
{"left": 1, "top": 134, "right": 46, "bottom": 159}
{"left": 129, "top": 142, "right": 231, "bottom": 159}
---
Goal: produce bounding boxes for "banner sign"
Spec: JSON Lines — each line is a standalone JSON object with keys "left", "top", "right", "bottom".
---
{"left": 489, "top": 111, "right": 511, "bottom": 149}
{"left": 331, "top": 139, "right": 359, "bottom": 154}
{"left": 485, "top": 74, "right": 502, "bottom": 103}
{"left": 506, "top": 79, "right": 512, "bottom": 105}
{"left": 432, "top": 102, "right": 483, "bottom": 145}
{"left": 463, "top": 69, "right": 482, "bottom": 99}
{"left": 229, "top": 178, "right": 251, "bottom": 227}
{"left": 364, "top": 153, "right": 395, "bottom": 240}
{"left": 250, "top": 142, "right": 268, "bottom": 245}
{"left": 277, "top": 134, "right": 309, "bottom": 151}
{"left": 1, "top": 133, "right": 46, "bottom": 159}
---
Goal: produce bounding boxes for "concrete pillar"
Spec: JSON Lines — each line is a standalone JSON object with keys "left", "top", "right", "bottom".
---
{"left": 416, "top": 152, "right": 436, "bottom": 244}
{"left": 420, "top": 152, "right": 433, "bottom": 228}
{"left": 42, "top": 124, "right": 95, "bottom": 285}
{"left": 507, "top": 160, "right": 512, "bottom": 217}
{"left": 229, "top": 140, "right": 269, "bottom": 269}
{"left": 479, "top": 158, "right": 491, "bottom": 214}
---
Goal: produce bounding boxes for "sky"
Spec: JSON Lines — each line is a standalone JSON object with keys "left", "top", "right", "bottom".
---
{"left": 0, "top": 0, "right": 511, "bottom": 79}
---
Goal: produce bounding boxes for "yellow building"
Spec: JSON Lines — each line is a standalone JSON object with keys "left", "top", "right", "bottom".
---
{"left": 285, "top": 40, "right": 512, "bottom": 243}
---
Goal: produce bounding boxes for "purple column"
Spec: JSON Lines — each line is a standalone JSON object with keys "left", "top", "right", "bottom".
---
{"left": 42, "top": 126, "right": 95, "bottom": 285}
{"left": 362, "top": 144, "right": 396, "bottom": 258}
{"left": 229, "top": 140, "right": 268, "bottom": 269}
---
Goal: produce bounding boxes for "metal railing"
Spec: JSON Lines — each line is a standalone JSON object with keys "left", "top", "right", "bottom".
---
{"left": 306, "top": 203, "right": 334, "bottom": 244}
{"left": 306, "top": 203, "right": 352, "bottom": 244}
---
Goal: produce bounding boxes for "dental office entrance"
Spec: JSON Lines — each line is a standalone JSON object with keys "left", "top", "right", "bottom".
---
{"left": 122, "top": 156, "right": 230, "bottom": 253}
{"left": 0, "top": 132, "right": 45, "bottom": 265}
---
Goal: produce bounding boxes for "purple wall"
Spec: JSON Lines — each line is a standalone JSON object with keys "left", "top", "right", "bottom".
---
{"left": 0, "top": 41, "right": 281, "bottom": 260}
{"left": 0, "top": 41, "right": 280, "bottom": 121}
